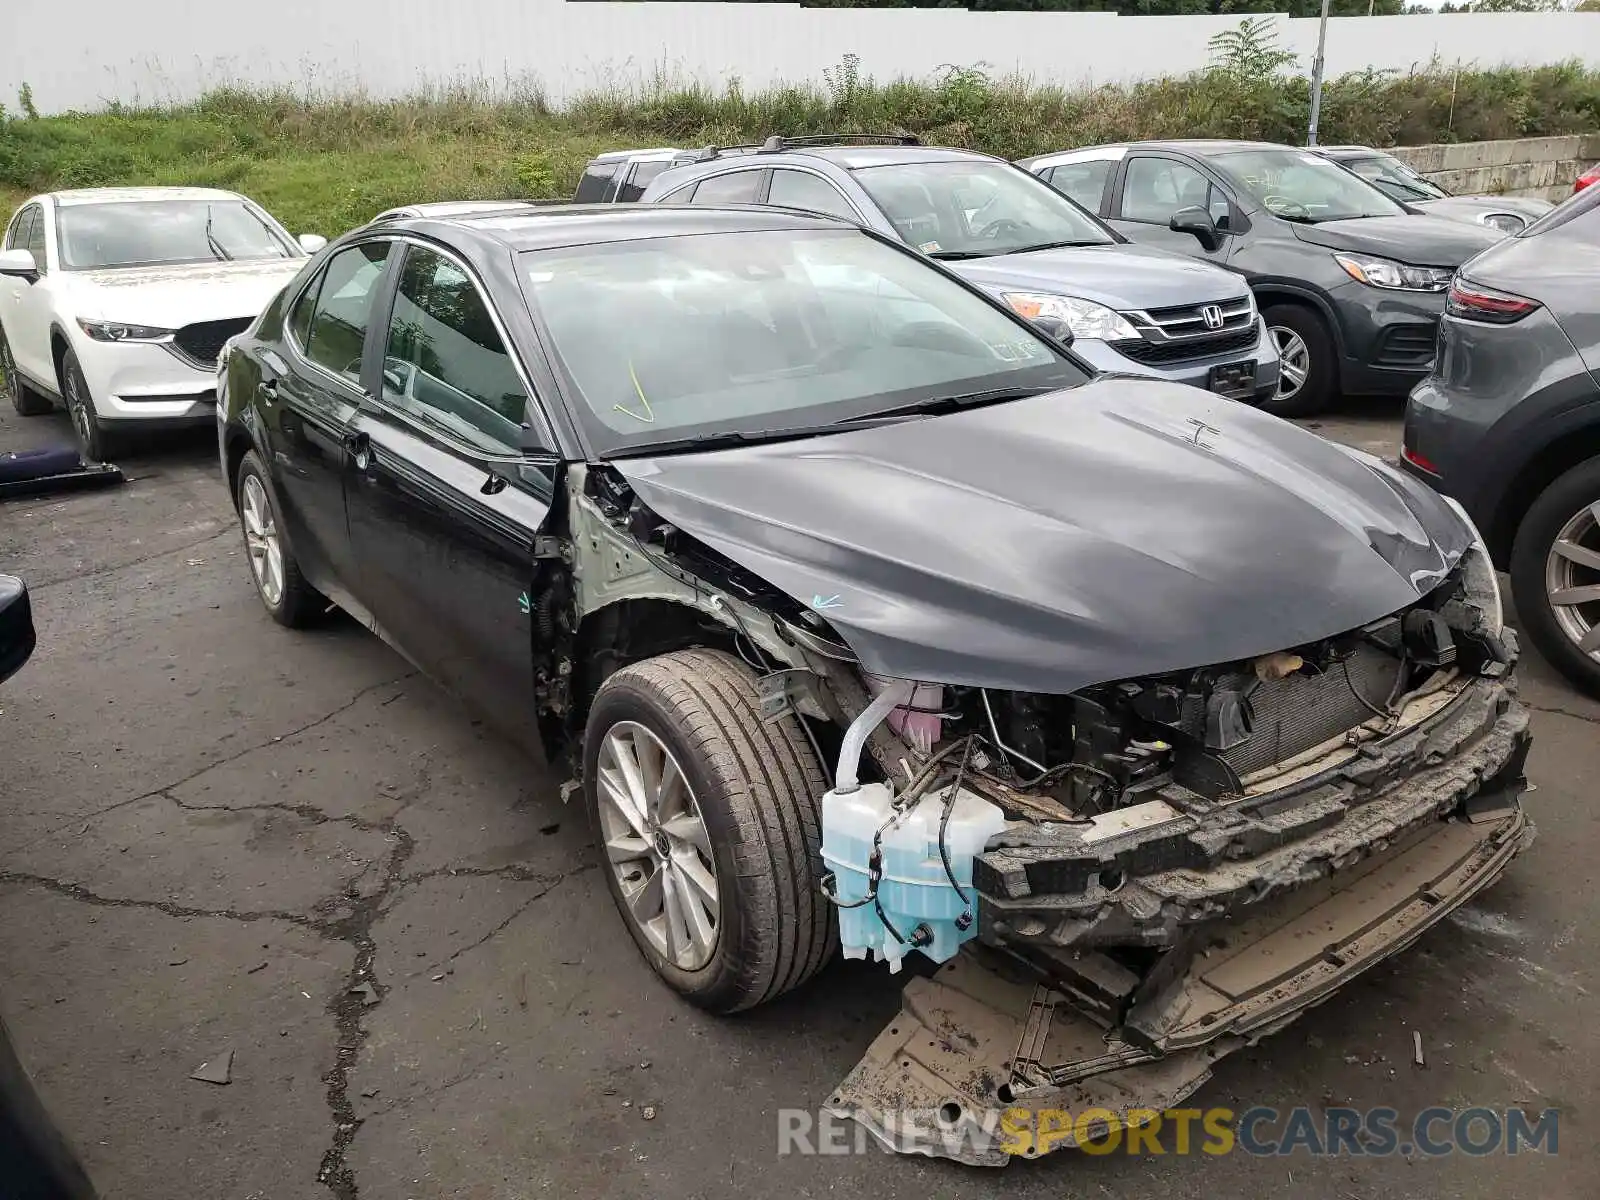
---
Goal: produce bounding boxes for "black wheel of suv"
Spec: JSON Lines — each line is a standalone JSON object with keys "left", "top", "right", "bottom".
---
{"left": 59, "top": 348, "right": 119, "bottom": 462}
{"left": 1510, "top": 456, "right": 1600, "bottom": 697}
{"left": 1, "top": 324, "right": 52, "bottom": 416}
{"left": 1261, "top": 303, "right": 1337, "bottom": 418}
{"left": 582, "top": 648, "right": 836, "bottom": 1014}
{"left": 234, "top": 450, "right": 325, "bottom": 628}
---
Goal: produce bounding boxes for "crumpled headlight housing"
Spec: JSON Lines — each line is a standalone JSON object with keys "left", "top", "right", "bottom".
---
{"left": 76, "top": 319, "right": 174, "bottom": 343}
{"left": 1333, "top": 253, "right": 1453, "bottom": 293}
{"left": 1002, "top": 292, "right": 1141, "bottom": 342}
{"left": 1443, "top": 494, "right": 1504, "bottom": 636}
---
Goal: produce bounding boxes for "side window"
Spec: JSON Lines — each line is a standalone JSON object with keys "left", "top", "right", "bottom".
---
{"left": 616, "top": 160, "right": 670, "bottom": 203}
{"left": 21, "top": 207, "right": 47, "bottom": 274}
{"left": 574, "top": 161, "right": 620, "bottom": 203}
{"left": 767, "top": 170, "right": 859, "bottom": 221}
{"left": 382, "top": 246, "right": 527, "bottom": 454}
{"left": 1045, "top": 162, "right": 1112, "bottom": 214}
{"left": 301, "top": 242, "right": 390, "bottom": 382}
{"left": 688, "top": 171, "right": 764, "bottom": 206}
{"left": 5, "top": 207, "right": 35, "bottom": 252}
{"left": 1122, "top": 158, "right": 1220, "bottom": 225}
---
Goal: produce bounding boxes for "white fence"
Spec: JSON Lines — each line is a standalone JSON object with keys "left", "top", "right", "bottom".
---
{"left": 7, "top": 1, "right": 1600, "bottom": 114}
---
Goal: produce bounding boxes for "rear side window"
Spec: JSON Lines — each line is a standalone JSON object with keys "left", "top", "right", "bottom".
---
{"left": 574, "top": 161, "right": 621, "bottom": 203}
{"left": 616, "top": 160, "right": 671, "bottom": 203}
{"left": 1044, "top": 161, "right": 1112, "bottom": 214}
{"left": 768, "top": 170, "right": 858, "bottom": 221}
{"left": 300, "top": 242, "right": 391, "bottom": 382}
{"left": 24, "top": 209, "right": 47, "bottom": 273}
{"left": 5, "top": 206, "right": 35, "bottom": 251}
{"left": 688, "top": 171, "right": 765, "bottom": 206}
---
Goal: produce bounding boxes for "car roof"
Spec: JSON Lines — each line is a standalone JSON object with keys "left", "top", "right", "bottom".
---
{"left": 49, "top": 186, "right": 245, "bottom": 207}
{"left": 780, "top": 144, "right": 999, "bottom": 169}
{"left": 373, "top": 200, "right": 538, "bottom": 221}
{"left": 589, "top": 147, "right": 686, "bottom": 164}
{"left": 399, "top": 203, "right": 852, "bottom": 252}
{"left": 1313, "top": 145, "right": 1381, "bottom": 157}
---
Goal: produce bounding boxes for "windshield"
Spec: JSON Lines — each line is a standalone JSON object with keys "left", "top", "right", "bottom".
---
{"left": 520, "top": 228, "right": 1086, "bottom": 454}
{"left": 1214, "top": 149, "right": 1407, "bottom": 222}
{"left": 1343, "top": 154, "right": 1448, "bottom": 201}
{"left": 57, "top": 200, "right": 296, "bottom": 270}
{"left": 850, "top": 160, "right": 1117, "bottom": 258}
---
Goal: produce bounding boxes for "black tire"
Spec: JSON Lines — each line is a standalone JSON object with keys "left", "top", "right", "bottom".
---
{"left": 234, "top": 450, "right": 324, "bottom": 628}
{"left": 583, "top": 648, "right": 836, "bottom": 1014}
{"left": 1261, "top": 303, "right": 1338, "bottom": 418}
{"left": 59, "top": 348, "right": 119, "bottom": 462}
{"left": 1509, "top": 456, "right": 1600, "bottom": 697}
{"left": 0, "top": 324, "right": 51, "bottom": 416}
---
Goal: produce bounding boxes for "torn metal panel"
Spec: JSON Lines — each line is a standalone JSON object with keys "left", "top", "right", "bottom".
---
{"left": 832, "top": 801, "right": 1531, "bottom": 1165}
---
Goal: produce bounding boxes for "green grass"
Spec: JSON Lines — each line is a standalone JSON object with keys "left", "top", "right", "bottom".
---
{"left": 3, "top": 60, "right": 1599, "bottom": 235}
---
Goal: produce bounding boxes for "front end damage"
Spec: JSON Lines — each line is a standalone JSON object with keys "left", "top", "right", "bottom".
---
{"left": 550, "top": 450, "right": 1533, "bottom": 1167}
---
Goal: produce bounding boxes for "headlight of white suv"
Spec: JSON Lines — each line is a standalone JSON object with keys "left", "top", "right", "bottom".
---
{"left": 76, "top": 319, "right": 174, "bottom": 343}
{"left": 1001, "top": 292, "right": 1141, "bottom": 342}
{"left": 1333, "top": 254, "right": 1452, "bottom": 293}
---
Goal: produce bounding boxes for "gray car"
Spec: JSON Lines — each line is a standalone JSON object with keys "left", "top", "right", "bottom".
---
{"left": 1311, "top": 145, "right": 1553, "bottom": 235}
{"left": 636, "top": 137, "right": 1280, "bottom": 406}
{"left": 1402, "top": 183, "right": 1600, "bottom": 695}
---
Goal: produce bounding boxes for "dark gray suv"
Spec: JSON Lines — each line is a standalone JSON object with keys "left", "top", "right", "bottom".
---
{"left": 1403, "top": 184, "right": 1600, "bottom": 696}
{"left": 1020, "top": 141, "right": 1504, "bottom": 416}
{"left": 635, "top": 137, "right": 1281, "bottom": 407}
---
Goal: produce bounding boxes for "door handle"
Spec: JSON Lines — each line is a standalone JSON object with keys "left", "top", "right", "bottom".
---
{"left": 344, "top": 430, "right": 372, "bottom": 472}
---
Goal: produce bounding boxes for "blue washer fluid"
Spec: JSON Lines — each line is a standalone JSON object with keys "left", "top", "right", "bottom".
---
{"left": 821, "top": 781, "right": 1008, "bottom": 973}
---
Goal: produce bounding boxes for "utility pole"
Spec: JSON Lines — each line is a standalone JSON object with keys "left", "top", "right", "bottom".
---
{"left": 1307, "top": 0, "right": 1333, "bottom": 146}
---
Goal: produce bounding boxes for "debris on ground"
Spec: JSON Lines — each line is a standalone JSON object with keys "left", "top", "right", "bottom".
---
{"left": 515, "top": 972, "right": 527, "bottom": 1008}
{"left": 190, "top": 1049, "right": 233, "bottom": 1085}
{"left": 360, "top": 1088, "right": 380, "bottom": 1099}
{"left": 246, "top": 962, "right": 268, "bottom": 974}
{"left": 642, "top": 1105, "right": 657, "bottom": 1120}
{"left": 349, "top": 982, "right": 380, "bottom": 1007}
{"left": 167, "top": 957, "right": 187, "bottom": 967}
{"left": 1413, "top": 1031, "right": 1425, "bottom": 1067}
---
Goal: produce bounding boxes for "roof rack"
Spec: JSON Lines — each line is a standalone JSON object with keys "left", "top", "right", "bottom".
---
{"left": 689, "top": 143, "right": 766, "bottom": 163}
{"left": 758, "top": 133, "right": 921, "bottom": 153}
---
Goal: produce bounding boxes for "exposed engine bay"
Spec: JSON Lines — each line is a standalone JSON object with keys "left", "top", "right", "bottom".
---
{"left": 541, "top": 459, "right": 1533, "bottom": 1164}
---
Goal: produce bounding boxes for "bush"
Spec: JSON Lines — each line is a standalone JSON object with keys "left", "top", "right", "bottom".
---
{"left": 4, "top": 55, "right": 1599, "bottom": 234}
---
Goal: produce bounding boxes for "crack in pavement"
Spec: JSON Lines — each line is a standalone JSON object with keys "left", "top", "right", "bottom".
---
{"left": 439, "top": 866, "right": 596, "bottom": 969}
{"left": 5, "top": 672, "right": 418, "bottom": 858}
{"left": 1522, "top": 700, "right": 1600, "bottom": 725}
{"left": 0, "top": 871, "right": 326, "bottom": 932}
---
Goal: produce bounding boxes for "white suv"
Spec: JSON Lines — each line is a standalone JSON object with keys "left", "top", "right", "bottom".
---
{"left": 0, "top": 187, "right": 325, "bottom": 460}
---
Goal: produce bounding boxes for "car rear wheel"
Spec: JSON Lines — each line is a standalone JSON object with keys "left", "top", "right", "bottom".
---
{"left": 1, "top": 325, "right": 51, "bottom": 416}
{"left": 60, "top": 348, "right": 119, "bottom": 462}
{"left": 1510, "top": 456, "right": 1600, "bottom": 696}
{"left": 1261, "top": 304, "right": 1336, "bottom": 418}
{"left": 582, "top": 648, "right": 836, "bottom": 1014}
{"left": 235, "top": 450, "right": 324, "bottom": 628}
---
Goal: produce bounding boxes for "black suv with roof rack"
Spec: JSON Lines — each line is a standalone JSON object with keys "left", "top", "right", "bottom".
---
{"left": 600, "top": 134, "right": 1285, "bottom": 409}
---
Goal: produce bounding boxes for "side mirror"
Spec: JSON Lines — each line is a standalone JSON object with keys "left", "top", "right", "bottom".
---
{"left": 0, "top": 574, "right": 37, "bottom": 685}
{"left": 1170, "top": 206, "right": 1223, "bottom": 252}
{"left": 298, "top": 234, "right": 328, "bottom": 253}
{"left": 0, "top": 249, "right": 40, "bottom": 283}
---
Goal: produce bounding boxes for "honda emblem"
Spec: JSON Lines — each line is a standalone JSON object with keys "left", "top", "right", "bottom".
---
{"left": 1201, "top": 304, "right": 1225, "bottom": 330}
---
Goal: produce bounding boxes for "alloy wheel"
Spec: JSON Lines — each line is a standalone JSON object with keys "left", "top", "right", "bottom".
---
{"left": 0, "top": 333, "right": 16, "bottom": 406}
{"left": 1272, "top": 326, "right": 1310, "bottom": 400}
{"left": 64, "top": 366, "right": 93, "bottom": 451}
{"left": 240, "top": 474, "right": 286, "bottom": 607}
{"left": 1545, "top": 498, "right": 1600, "bottom": 664}
{"left": 595, "top": 720, "right": 720, "bottom": 971}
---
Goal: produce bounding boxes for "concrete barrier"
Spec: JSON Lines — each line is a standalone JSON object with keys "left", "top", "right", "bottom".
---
{"left": 1389, "top": 135, "right": 1600, "bottom": 203}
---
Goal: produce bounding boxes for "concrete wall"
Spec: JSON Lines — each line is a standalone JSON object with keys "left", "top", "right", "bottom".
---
{"left": 7, "top": 1, "right": 1600, "bottom": 114}
{"left": 1391, "top": 134, "right": 1600, "bottom": 202}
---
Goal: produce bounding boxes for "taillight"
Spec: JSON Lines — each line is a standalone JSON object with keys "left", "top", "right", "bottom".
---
{"left": 1401, "top": 444, "right": 1439, "bottom": 475}
{"left": 1575, "top": 166, "right": 1600, "bottom": 194}
{"left": 1445, "top": 278, "right": 1540, "bottom": 324}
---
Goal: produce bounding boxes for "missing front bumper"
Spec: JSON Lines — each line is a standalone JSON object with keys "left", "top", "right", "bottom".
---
{"left": 829, "top": 797, "right": 1532, "bottom": 1166}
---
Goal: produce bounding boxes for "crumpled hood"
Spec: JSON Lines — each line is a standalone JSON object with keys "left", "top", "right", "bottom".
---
{"left": 613, "top": 379, "right": 1472, "bottom": 693}
{"left": 64, "top": 259, "right": 306, "bottom": 328}
{"left": 1289, "top": 215, "right": 1501, "bottom": 266}
{"left": 950, "top": 243, "right": 1248, "bottom": 311}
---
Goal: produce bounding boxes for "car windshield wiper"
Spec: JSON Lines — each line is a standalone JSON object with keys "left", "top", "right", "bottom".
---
{"left": 608, "top": 412, "right": 924, "bottom": 458}
{"left": 1004, "top": 239, "right": 1112, "bottom": 253}
{"left": 204, "top": 205, "right": 232, "bottom": 262}
{"left": 859, "top": 384, "right": 1060, "bottom": 420}
{"left": 925, "top": 249, "right": 995, "bottom": 261}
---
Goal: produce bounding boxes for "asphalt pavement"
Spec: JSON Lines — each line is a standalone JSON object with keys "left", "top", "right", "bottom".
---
{"left": 0, "top": 399, "right": 1595, "bottom": 1199}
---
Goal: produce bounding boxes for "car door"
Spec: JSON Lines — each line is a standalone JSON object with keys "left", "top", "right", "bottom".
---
{"left": 1, "top": 205, "right": 57, "bottom": 387}
{"left": 265, "top": 239, "right": 393, "bottom": 600}
{"left": 1108, "top": 154, "right": 1237, "bottom": 265}
{"left": 344, "top": 240, "right": 555, "bottom": 739}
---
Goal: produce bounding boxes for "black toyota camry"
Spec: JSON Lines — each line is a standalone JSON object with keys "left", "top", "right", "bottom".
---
{"left": 216, "top": 206, "right": 1528, "bottom": 1140}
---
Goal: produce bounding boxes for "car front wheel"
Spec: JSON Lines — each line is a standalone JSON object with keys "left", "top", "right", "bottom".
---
{"left": 1261, "top": 304, "right": 1336, "bottom": 418}
{"left": 583, "top": 648, "right": 836, "bottom": 1014}
{"left": 60, "top": 348, "right": 120, "bottom": 462}
{"left": 1511, "top": 457, "right": 1600, "bottom": 696}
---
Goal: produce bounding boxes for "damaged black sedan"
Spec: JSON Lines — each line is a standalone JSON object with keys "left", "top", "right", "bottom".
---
{"left": 217, "top": 205, "right": 1531, "bottom": 1162}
